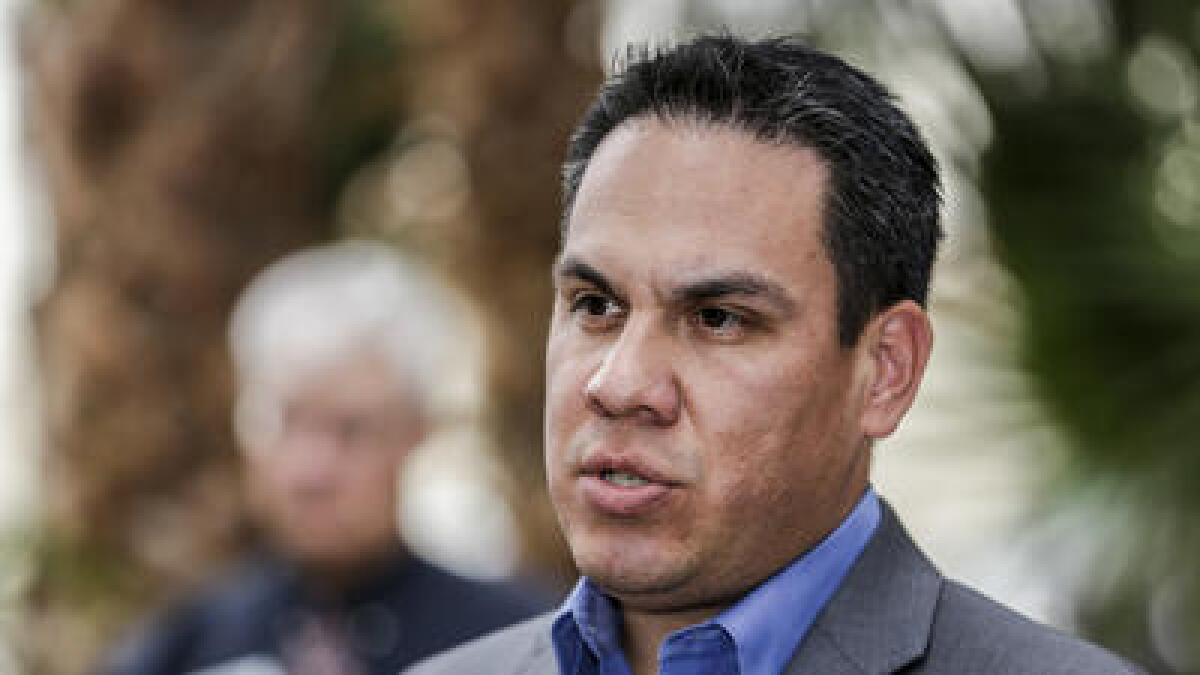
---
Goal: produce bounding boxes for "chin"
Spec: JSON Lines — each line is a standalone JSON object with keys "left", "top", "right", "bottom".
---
{"left": 571, "top": 532, "right": 696, "bottom": 600}
{"left": 277, "top": 526, "right": 361, "bottom": 563}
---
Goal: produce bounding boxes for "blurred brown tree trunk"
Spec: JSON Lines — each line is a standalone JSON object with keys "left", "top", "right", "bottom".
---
{"left": 400, "top": 0, "right": 604, "bottom": 583}
{"left": 398, "top": 0, "right": 602, "bottom": 586}
{"left": 24, "top": 1, "right": 405, "bottom": 672}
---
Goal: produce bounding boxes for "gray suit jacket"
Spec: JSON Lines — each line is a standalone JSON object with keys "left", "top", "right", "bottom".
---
{"left": 404, "top": 504, "right": 1142, "bottom": 674}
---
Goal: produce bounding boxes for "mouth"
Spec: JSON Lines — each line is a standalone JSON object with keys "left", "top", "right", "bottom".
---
{"left": 597, "top": 469, "right": 652, "bottom": 488}
{"left": 575, "top": 456, "right": 681, "bottom": 517}
{"left": 578, "top": 454, "right": 680, "bottom": 485}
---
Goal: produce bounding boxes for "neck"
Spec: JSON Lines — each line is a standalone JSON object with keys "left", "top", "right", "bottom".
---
{"left": 619, "top": 602, "right": 726, "bottom": 675}
{"left": 296, "top": 543, "right": 406, "bottom": 599}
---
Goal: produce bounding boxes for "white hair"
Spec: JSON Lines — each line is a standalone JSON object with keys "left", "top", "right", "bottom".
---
{"left": 228, "top": 240, "right": 459, "bottom": 426}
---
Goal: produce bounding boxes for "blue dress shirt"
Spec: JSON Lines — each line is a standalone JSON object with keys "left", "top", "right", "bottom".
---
{"left": 550, "top": 488, "right": 881, "bottom": 675}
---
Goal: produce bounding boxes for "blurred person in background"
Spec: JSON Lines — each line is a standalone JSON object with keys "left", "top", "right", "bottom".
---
{"left": 407, "top": 36, "right": 1141, "bottom": 675}
{"left": 99, "top": 241, "right": 550, "bottom": 675}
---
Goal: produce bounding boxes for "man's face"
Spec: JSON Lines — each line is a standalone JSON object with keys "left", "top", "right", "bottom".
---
{"left": 546, "top": 119, "right": 877, "bottom": 614}
{"left": 243, "top": 351, "right": 424, "bottom": 569}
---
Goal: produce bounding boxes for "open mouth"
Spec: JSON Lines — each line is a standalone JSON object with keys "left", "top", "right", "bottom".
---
{"left": 577, "top": 459, "right": 677, "bottom": 516}
{"left": 599, "top": 469, "right": 651, "bottom": 488}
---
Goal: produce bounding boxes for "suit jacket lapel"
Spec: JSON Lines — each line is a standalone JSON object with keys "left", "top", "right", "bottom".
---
{"left": 784, "top": 501, "right": 942, "bottom": 675}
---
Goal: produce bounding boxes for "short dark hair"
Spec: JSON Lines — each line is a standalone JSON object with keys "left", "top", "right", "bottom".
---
{"left": 562, "top": 35, "right": 942, "bottom": 346}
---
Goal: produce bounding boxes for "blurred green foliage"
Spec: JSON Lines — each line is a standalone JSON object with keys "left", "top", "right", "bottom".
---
{"left": 975, "top": 2, "right": 1200, "bottom": 669}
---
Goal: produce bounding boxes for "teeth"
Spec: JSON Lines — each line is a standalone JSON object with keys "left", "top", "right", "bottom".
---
{"left": 603, "top": 470, "right": 649, "bottom": 487}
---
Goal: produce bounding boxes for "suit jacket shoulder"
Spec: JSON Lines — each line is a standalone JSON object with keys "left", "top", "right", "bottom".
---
{"left": 787, "top": 502, "right": 1142, "bottom": 675}
{"left": 402, "top": 613, "right": 558, "bottom": 675}
{"left": 920, "top": 579, "right": 1140, "bottom": 675}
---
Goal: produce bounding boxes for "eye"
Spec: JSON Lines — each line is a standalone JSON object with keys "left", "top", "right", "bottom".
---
{"left": 335, "top": 416, "right": 368, "bottom": 445}
{"left": 568, "top": 291, "right": 623, "bottom": 329}
{"left": 693, "top": 306, "right": 748, "bottom": 338}
{"left": 571, "top": 292, "right": 614, "bottom": 316}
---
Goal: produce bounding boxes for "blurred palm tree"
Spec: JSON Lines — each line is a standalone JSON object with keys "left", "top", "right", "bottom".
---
{"left": 381, "top": 0, "right": 600, "bottom": 586}
{"left": 963, "top": 2, "right": 1200, "bottom": 670}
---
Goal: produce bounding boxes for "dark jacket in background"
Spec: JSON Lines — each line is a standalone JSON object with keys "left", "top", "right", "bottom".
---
{"left": 99, "top": 551, "right": 553, "bottom": 675}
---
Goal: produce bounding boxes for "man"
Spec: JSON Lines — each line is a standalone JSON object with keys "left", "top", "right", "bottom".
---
{"left": 406, "top": 36, "right": 1140, "bottom": 675}
{"left": 100, "top": 242, "right": 548, "bottom": 675}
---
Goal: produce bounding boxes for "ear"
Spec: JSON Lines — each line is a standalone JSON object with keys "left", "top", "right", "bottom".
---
{"left": 858, "top": 300, "right": 933, "bottom": 439}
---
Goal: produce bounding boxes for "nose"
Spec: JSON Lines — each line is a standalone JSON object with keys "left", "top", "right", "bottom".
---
{"left": 584, "top": 318, "right": 680, "bottom": 425}
{"left": 289, "top": 438, "right": 341, "bottom": 487}
{"left": 277, "top": 421, "right": 346, "bottom": 492}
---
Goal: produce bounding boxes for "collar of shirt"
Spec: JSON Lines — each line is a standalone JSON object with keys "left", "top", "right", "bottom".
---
{"left": 550, "top": 488, "right": 881, "bottom": 675}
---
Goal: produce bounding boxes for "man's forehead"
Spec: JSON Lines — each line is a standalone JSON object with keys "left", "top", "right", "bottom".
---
{"left": 566, "top": 119, "right": 829, "bottom": 247}
{"left": 574, "top": 116, "right": 829, "bottom": 197}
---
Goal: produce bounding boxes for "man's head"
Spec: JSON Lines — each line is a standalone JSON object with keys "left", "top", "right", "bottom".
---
{"left": 563, "top": 35, "right": 941, "bottom": 346}
{"left": 545, "top": 36, "right": 941, "bottom": 616}
{"left": 229, "top": 242, "right": 451, "bottom": 572}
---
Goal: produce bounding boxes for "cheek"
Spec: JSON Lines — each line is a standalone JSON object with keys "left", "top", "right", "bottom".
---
{"left": 704, "top": 412, "right": 798, "bottom": 505}
{"left": 544, "top": 337, "right": 595, "bottom": 441}
{"left": 693, "top": 352, "right": 851, "bottom": 492}
{"left": 698, "top": 352, "right": 825, "bottom": 443}
{"left": 248, "top": 457, "right": 293, "bottom": 500}
{"left": 362, "top": 454, "right": 402, "bottom": 500}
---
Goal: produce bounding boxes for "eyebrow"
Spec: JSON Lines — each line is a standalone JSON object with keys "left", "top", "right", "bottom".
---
{"left": 671, "top": 273, "right": 796, "bottom": 316}
{"left": 553, "top": 256, "right": 619, "bottom": 299}
{"left": 556, "top": 255, "right": 795, "bottom": 316}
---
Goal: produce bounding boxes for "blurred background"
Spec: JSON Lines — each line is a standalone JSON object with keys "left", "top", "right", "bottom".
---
{"left": 0, "top": 0, "right": 1198, "bottom": 672}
